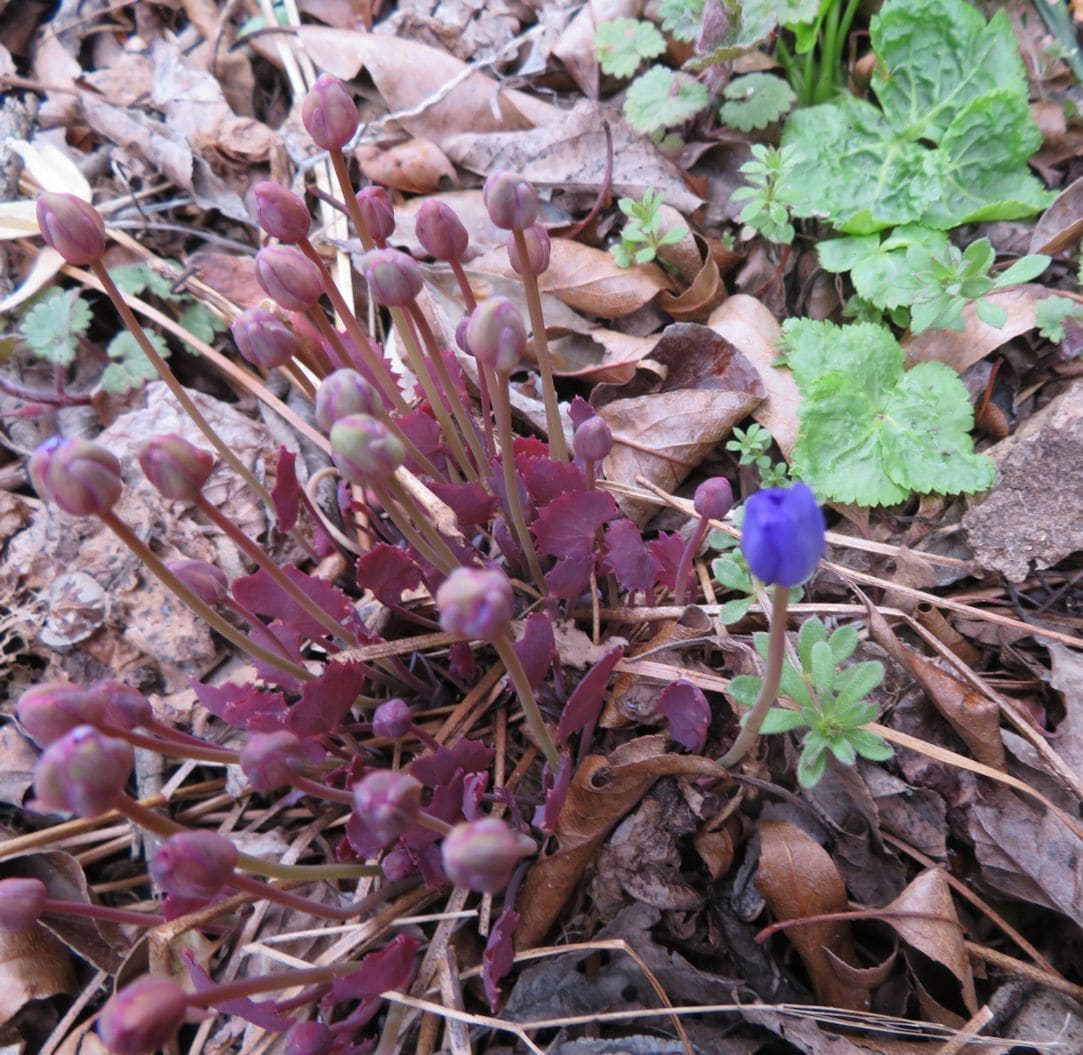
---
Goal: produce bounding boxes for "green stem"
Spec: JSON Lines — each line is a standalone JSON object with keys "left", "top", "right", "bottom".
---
{"left": 492, "top": 637, "right": 561, "bottom": 769}
{"left": 718, "top": 585, "right": 790, "bottom": 769}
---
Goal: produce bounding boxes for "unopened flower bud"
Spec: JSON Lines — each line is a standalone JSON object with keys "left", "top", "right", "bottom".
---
{"left": 29, "top": 437, "right": 122, "bottom": 517}
{"left": 372, "top": 698, "right": 412, "bottom": 740}
{"left": 286, "top": 1021, "right": 334, "bottom": 1055}
{"left": 315, "top": 369, "right": 381, "bottom": 431}
{"left": 464, "top": 298, "right": 525, "bottom": 373}
{"left": 454, "top": 317, "right": 470, "bottom": 353}
{"left": 441, "top": 817, "right": 535, "bottom": 894}
{"left": 741, "top": 482, "right": 826, "bottom": 588}
{"left": 255, "top": 245, "right": 324, "bottom": 313}
{"left": 139, "top": 434, "right": 214, "bottom": 502}
{"left": 693, "top": 477, "right": 734, "bottom": 521}
{"left": 415, "top": 200, "right": 468, "bottom": 261}
{"left": 507, "top": 223, "right": 550, "bottom": 277}
{"left": 356, "top": 186, "right": 395, "bottom": 244}
{"left": 483, "top": 171, "right": 538, "bottom": 231}
{"left": 231, "top": 308, "right": 301, "bottom": 371}
{"left": 301, "top": 74, "right": 358, "bottom": 151}
{"left": 150, "top": 831, "right": 238, "bottom": 900}
{"left": 0, "top": 877, "right": 47, "bottom": 931}
{"left": 33, "top": 725, "right": 133, "bottom": 817}
{"left": 165, "top": 559, "right": 229, "bottom": 606}
{"left": 330, "top": 413, "right": 404, "bottom": 485}
{"left": 352, "top": 770, "right": 422, "bottom": 845}
{"left": 436, "top": 567, "right": 513, "bottom": 642}
{"left": 17, "top": 682, "right": 105, "bottom": 746}
{"left": 97, "top": 975, "right": 188, "bottom": 1055}
{"left": 91, "top": 680, "right": 154, "bottom": 731}
{"left": 359, "top": 248, "right": 423, "bottom": 308}
{"left": 240, "top": 730, "right": 305, "bottom": 792}
{"left": 573, "top": 416, "right": 612, "bottom": 463}
{"left": 36, "top": 192, "right": 106, "bottom": 265}
{"left": 253, "top": 181, "right": 310, "bottom": 243}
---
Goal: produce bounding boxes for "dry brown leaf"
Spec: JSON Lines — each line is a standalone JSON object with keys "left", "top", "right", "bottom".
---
{"left": 355, "top": 138, "right": 457, "bottom": 194}
{"left": 657, "top": 253, "right": 726, "bottom": 322}
{"left": 0, "top": 726, "right": 36, "bottom": 809}
{"left": 298, "top": 27, "right": 556, "bottom": 145}
{"left": 1030, "top": 173, "right": 1083, "bottom": 254}
{"left": 547, "top": 328, "right": 657, "bottom": 383}
{"left": 0, "top": 922, "right": 76, "bottom": 1024}
{"left": 755, "top": 820, "right": 869, "bottom": 1012}
{"left": 552, "top": 0, "right": 642, "bottom": 98}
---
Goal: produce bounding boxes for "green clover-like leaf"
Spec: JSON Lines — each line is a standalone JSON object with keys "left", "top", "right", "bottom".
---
{"left": 719, "top": 73, "right": 797, "bottom": 131}
{"left": 21, "top": 288, "right": 92, "bottom": 367}
{"left": 624, "top": 66, "right": 710, "bottom": 134}
{"left": 595, "top": 19, "right": 666, "bottom": 79}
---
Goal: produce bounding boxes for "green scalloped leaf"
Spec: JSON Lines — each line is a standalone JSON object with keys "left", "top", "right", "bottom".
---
{"left": 624, "top": 66, "right": 710, "bottom": 134}
{"left": 719, "top": 73, "right": 796, "bottom": 131}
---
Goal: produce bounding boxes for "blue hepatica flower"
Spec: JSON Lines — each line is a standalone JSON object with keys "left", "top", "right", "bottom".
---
{"left": 741, "top": 483, "right": 826, "bottom": 588}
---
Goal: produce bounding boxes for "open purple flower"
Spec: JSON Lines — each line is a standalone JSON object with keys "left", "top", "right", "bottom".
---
{"left": 740, "top": 483, "right": 825, "bottom": 588}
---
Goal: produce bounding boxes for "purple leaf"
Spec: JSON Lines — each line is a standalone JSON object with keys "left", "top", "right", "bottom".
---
{"left": 532, "top": 489, "right": 616, "bottom": 560}
{"left": 448, "top": 641, "right": 476, "bottom": 683}
{"left": 649, "top": 531, "right": 686, "bottom": 592}
{"left": 658, "top": 679, "right": 710, "bottom": 753}
{"left": 191, "top": 681, "right": 287, "bottom": 731}
{"left": 410, "top": 737, "right": 494, "bottom": 788}
{"left": 328, "top": 934, "right": 420, "bottom": 1002}
{"left": 184, "top": 950, "right": 293, "bottom": 1031}
{"left": 463, "top": 772, "right": 488, "bottom": 820}
{"left": 557, "top": 645, "right": 623, "bottom": 743}
{"left": 247, "top": 622, "right": 305, "bottom": 692}
{"left": 271, "top": 446, "right": 301, "bottom": 533}
{"left": 513, "top": 613, "right": 556, "bottom": 689}
{"left": 513, "top": 435, "right": 549, "bottom": 460}
{"left": 492, "top": 517, "right": 523, "bottom": 568}
{"left": 544, "top": 555, "right": 594, "bottom": 600}
{"left": 603, "top": 518, "right": 661, "bottom": 595}
{"left": 483, "top": 907, "right": 519, "bottom": 1010}
{"left": 356, "top": 544, "right": 422, "bottom": 606}
{"left": 518, "top": 455, "right": 587, "bottom": 508}
{"left": 427, "top": 480, "right": 498, "bottom": 528}
{"left": 534, "top": 750, "right": 573, "bottom": 833}
{"left": 394, "top": 409, "right": 447, "bottom": 472}
{"left": 232, "top": 566, "right": 361, "bottom": 641}
{"left": 287, "top": 660, "right": 368, "bottom": 738}
{"left": 569, "top": 395, "right": 594, "bottom": 430}
{"left": 337, "top": 331, "right": 402, "bottom": 408}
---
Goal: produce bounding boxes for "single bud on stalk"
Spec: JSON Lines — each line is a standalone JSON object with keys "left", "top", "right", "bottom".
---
{"left": 693, "top": 477, "right": 734, "bottom": 521}
{"left": 97, "top": 975, "right": 189, "bottom": 1055}
{"left": 150, "top": 831, "right": 239, "bottom": 900}
{"left": 315, "top": 369, "right": 381, "bottom": 431}
{"left": 483, "top": 171, "right": 538, "bottom": 231}
{"left": 355, "top": 186, "right": 396, "bottom": 244}
{"left": 240, "top": 730, "right": 306, "bottom": 792}
{"left": 33, "top": 725, "right": 133, "bottom": 817}
{"left": 286, "top": 1021, "right": 334, "bottom": 1055}
{"left": 255, "top": 245, "right": 324, "bottom": 313}
{"left": 91, "top": 680, "right": 153, "bottom": 730}
{"left": 301, "top": 74, "right": 358, "bottom": 151}
{"left": 359, "top": 248, "right": 423, "bottom": 308}
{"left": 36, "top": 192, "right": 106, "bottom": 265}
{"left": 330, "top": 413, "right": 404, "bottom": 485}
{"left": 573, "top": 416, "right": 613, "bottom": 463}
{"left": 741, "top": 483, "right": 826, "bottom": 587}
{"left": 507, "top": 223, "right": 550, "bottom": 277}
{"left": 231, "top": 308, "right": 300, "bottom": 371}
{"left": 415, "top": 199, "right": 468, "bottom": 261}
{"left": 0, "top": 877, "right": 47, "bottom": 931}
{"left": 372, "top": 698, "right": 412, "bottom": 740}
{"left": 436, "top": 567, "right": 514, "bottom": 642}
{"left": 165, "top": 559, "right": 229, "bottom": 606}
{"left": 139, "top": 434, "right": 214, "bottom": 502}
{"left": 441, "top": 817, "right": 535, "bottom": 894}
{"left": 253, "top": 181, "right": 310, "bottom": 243}
{"left": 352, "top": 770, "right": 422, "bottom": 845}
{"left": 464, "top": 298, "right": 526, "bottom": 373}
{"left": 16, "top": 682, "right": 105, "bottom": 746}
{"left": 454, "top": 317, "right": 471, "bottom": 353}
{"left": 30, "top": 437, "right": 122, "bottom": 516}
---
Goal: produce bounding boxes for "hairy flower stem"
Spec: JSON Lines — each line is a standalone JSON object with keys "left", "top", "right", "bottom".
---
{"left": 446, "top": 266, "right": 496, "bottom": 456}
{"left": 99, "top": 511, "right": 313, "bottom": 682}
{"left": 512, "top": 228, "right": 567, "bottom": 461}
{"left": 101, "top": 724, "right": 238, "bottom": 766}
{"left": 718, "top": 586, "right": 790, "bottom": 768}
{"left": 491, "top": 638, "right": 560, "bottom": 768}
{"left": 40, "top": 897, "right": 163, "bottom": 929}
{"left": 485, "top": 364, "right": 546, "bottom": 589}
{"left": 89, "top": 262, "right": 278, "bottom": 513}
{"left": 673, "top": 519, "right": 711, "bottom": 608}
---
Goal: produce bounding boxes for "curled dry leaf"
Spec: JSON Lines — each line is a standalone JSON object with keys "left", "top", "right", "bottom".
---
{"left": 355, "top": 138, "right": 457, "bottom": 195}
{"left": 755, "top": 820, "right": 869, "bottom": 1012}
{"left": 657, "top": 252, "right": 726, "bottom": 323}
{"left": 546, "top": 328, "right": 657, "bottom": 384}
{"left": 1030, "top": 173, "right": 1083, "bottom": 254}
{"left": 0, "top": 924, "right": 76, "bottom": 1025}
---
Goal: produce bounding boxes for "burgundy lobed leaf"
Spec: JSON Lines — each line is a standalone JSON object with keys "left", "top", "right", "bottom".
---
{"left": 356, "top": 544, "right": 422, "bottom": 606}
{"left": 534, "top": 750, "right": 573, "bottom": 833}
{"left": 191, "top": 681, "right": 288, "bottom": 732}
{"left": 603, "top": 518, "right": 661, "bottom": 595}
{"left": 328, "top": 935, "right": 420, "bottom": 1002}
{"left": 658, "top": 679, "right": 711, "bottom": 754}
{"left": 184, "top": 950, "right": 294, "bottom": 1032}
{"left": 246, "top": 622, "right": 306, "bottom": 694}
{"left": 483, "top": 906, "right": 520, "bottom": 1011}
{"left": 334, "top": 331, "right": 401, "bottom": 404}
{"left": 410, "top": 737, "right": 494, "bottom": 788}
{"left": 556, "top": 645, "right": 624, "bottom": 743}
{"left": 544, "top": 554, "right": 595, "bottom": 600}
{"left": 287, "top": 660, "right": 369, "bottom": 738}
{"left": 463, "top": 772, "right": 489, "bottom": 820}
{"left": 492, "top": 517, "right": 524, "bottom": 569}
{"left": 648, "top": 531, "right": 686, "bottom": 592}
{"left": 513, "top": 613, "right": 557, "bottom": 690}
{"left": 513, "top": 436, "right": 549, "bottom": 460}
{"left": 394, "top": 408, "right": 447, "bottom": 473}
{"left": 517, "top": 454, "right": 588, "bottom": 508}
{"left": 568, "top": 395, "right": 594, "bottom": 431}
{"left": 448, "top": 641, "right": 476, "bottom": 683}
{"left": 427, "top": 480, "right": 498, "bottom": 528}
{"left": 271, "top": 446, "right": 301, "bottom": 533}
{"left": 232, "top": 566, "right": 361, "bottom": 641}
{"left": 533, "top": 489, "right": 617, "bottom": 560}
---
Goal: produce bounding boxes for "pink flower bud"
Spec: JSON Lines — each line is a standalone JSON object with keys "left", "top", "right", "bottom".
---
{"left": 33, "top": 725, "right": 133, "bottom": 817}
{"left": 507, "top": 223, "right": 550, "bottom": 277}
{"left": 693, "top": 477, "right": 734, "bottom": 520}
{"left": 464, "top": 298, "right": 525, "bottom": 373}
{"left": 441, "top": 817, "right": 535, "bottom": 894}
{"left": 139, "top": 434, "right": 214, "bottom": 502}
{"left": 0, "top": 877, "right": 47, "bottom": 931}
{"left": 573, "top": 416, "right": 613, "bottom": 463}
{"left": 372, "top": 698, "right": 412, "bottom": 740}
{"left": 436, "top": 567, "right": 513, "bottom": 642}
{"left": 415, "top": 200, "right": 468, "bottom": 261}
{"left": 150, "top": 831, "right": 238, "bottom": 900}
{"left": 483, "top": 171, "right": 538, "bottom": 231}
{"left": 29, "top": 437, "right": 122, "bottom": 516}
{"left": 253, "top": 181, "right": 311, "bottom": 243}
{"left": 315, "top": 369, "right": 381, "bottom": 431}
{"left": 231, "top": 308, "right": 301, "bottom": 371}
{"left": 330, "top": 413, "right": 404, "bottom": 485}
{"left": 359, "top": 248, "right": 423, "bottom": 308}
{"left": 287, "top": 1021, "right": 334, "bottom": 1055}
{"left": 165, "top": 559, "right": 229, "bottom": 606}
{"left": 91, "top": 680, "right": 154, "bottom": 731}
{"left": 352, "top": 770, "right": 422, "bottom": 845}
{"left": 240, "top": 730, "right": 305, "bottom": 792}
{"left": 36, "top": 192, "right": 106, "bottom": 265}
{"left": 301, "top": 74, "right": 358, "bottom": 151}
{"left": 255, "top": 245, "right": 324, "bottom": 313}
{"left": 454, "top": 317, "right": 471, "bottom": 352}
{"left": 97, "top": 975, "right": 188, "bottom": 1055}
{"left": 355, "top": 186, "right": 395, "bottom": 244}
{"left": 17, "top": 682, "right": 105, "bottom": 746}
